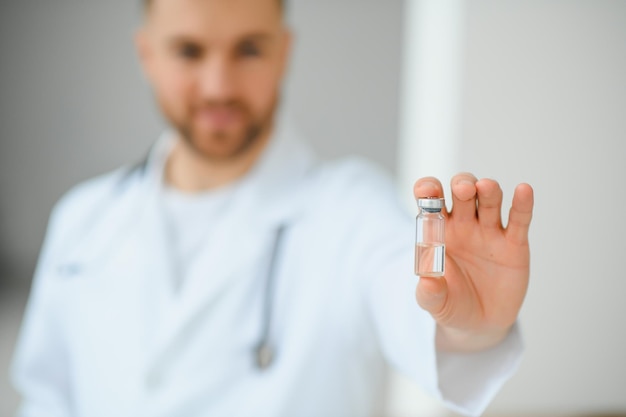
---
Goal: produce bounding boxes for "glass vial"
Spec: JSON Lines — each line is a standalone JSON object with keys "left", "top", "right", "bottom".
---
{"left": 415, "top": 197, "right": 445, "bottom": 277}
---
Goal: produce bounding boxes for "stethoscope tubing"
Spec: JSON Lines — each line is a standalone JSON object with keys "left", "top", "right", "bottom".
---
{"left": 58, "top": 149, "right": 283, "bottom": 370}
{"left": 255, "top": 224, "right": 286, "bottom": 370}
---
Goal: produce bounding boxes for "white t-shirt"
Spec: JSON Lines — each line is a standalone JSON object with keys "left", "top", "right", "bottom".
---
{"left": 161, "top": 184, "right": 237, "bottom": 292}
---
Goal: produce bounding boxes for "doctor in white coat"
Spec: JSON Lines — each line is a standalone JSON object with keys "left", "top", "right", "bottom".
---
{"left": 11, "top": 0, "right": 535, "bottom": 416}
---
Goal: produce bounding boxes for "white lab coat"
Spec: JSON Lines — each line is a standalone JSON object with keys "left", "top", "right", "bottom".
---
{"left": 11, "top": 118, "right": 523, "bottom": 417}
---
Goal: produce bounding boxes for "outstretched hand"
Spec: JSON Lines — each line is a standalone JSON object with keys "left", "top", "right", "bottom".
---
{"left": 413, "top": 173, "right": 534, "bottom": 352}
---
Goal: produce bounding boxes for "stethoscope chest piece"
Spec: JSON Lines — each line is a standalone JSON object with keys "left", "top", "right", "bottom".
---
{"left": 253, "top": 224, "right": 286, "bottom": 370}
{"left": 255, "top": 343, "right": 274, "bottom": 370}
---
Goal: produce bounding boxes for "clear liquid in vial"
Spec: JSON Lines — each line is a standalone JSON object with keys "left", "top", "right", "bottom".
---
{"left": 415, "top": 243, "right": 445, "bottom": 277}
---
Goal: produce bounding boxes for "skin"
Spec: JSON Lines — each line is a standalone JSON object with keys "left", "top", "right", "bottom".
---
{"left": 136, "top": 0, "right": 291, "bottom": 191}
{"left": 415, "top": 176, "right": 534, "bottom": 351}
{"left": 137, "top": 0, "right": 534, "bottom": 352}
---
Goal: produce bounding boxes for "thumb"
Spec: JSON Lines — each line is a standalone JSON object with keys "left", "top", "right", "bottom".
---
{"left": 415, "top": 276, "right": 449, "bottom": 319}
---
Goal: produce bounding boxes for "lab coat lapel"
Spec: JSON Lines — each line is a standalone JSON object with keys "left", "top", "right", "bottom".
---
{"left": 148, "top": 192, "right": 267, "bottom": 366}
{"left": 146, "top": 120, "right": 317, "bottom": 369}
{"left": 136, "top": 187, "right": 180, "bottom": 352}
{"left": 115, "top": 138, "right": 183, "bottom": 363}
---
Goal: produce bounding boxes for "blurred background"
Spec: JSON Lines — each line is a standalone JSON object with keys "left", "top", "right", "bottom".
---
{"left": 1, "top": 0, "right": 625, "bottom": 416}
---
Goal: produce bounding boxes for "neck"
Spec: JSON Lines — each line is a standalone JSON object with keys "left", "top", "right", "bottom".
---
{"left": 165, "top": 130, "right": 272, "bottom": 193}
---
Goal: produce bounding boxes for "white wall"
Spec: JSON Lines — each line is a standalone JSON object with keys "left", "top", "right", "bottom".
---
{"left": 398, "top": 1, "right": 626, "bottom": 414}
{"left": 459, "top": 1, "right": 626, "bottom": 414}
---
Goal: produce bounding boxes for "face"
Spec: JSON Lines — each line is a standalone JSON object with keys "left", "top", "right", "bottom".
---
{"left": 137, "top": 0, "right": 290, "bottom": 162}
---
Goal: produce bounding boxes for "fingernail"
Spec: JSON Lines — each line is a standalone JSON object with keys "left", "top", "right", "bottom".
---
{"left": 421, "top": 181, "right": 439, "bottom": 190}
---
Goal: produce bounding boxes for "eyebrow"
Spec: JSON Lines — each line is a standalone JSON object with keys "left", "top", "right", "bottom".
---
{"left": 167, "top": 32, "right": 275, "bottom": 48}
{"left": 238, "top": 33, "right": 274, "bottom": 44}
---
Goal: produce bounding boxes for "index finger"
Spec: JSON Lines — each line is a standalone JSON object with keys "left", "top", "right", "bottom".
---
{"left": 413, "top": 177, "right": 448, "bottom": 216}
{"left": 413, "top": 176, "right": 444, "bottom": 200}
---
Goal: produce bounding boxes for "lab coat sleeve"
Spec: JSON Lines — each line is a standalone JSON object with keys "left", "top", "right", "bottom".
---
{"left": 11, "top": 198, "right": 76, "bottom": 417}
{"left": 340, "top": 160, "right": 523, "bottom": 416}
{"left": 368, "top": 258, "right": 523, "bottom": 416}
{"left": 434, "top": 323, "right": 523, "bottom": 415}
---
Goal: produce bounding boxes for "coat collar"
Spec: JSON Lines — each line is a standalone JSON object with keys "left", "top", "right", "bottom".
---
{"left": 136, "top": 114, "right": 318, "bottom": 369}
{"left": 142, "top": 113, "right": 318, "bottom": 227}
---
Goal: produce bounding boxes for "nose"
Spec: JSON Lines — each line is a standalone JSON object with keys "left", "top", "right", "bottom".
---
{"left": 197, "top": 55, "right": 236, "bottom": 101}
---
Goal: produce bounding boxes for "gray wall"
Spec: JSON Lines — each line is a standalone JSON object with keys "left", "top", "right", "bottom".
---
{"left": 0, "top": 1, "right": 404, "bottom": 282}
{"left": 0, "top": 2, "right": 160, "bottom": 279}
{"left": 0, "top": 1, "right": 405, "bottom": 414}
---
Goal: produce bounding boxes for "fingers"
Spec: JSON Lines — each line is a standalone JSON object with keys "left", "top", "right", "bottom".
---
{"left": 449, "top": 175, "right": 504, "bottom": 229}
{"left": 475, "top": 178, "right": 504, "bottom": 230}
{"left": 413, "top": 176, "right": 444, "bottom": 199}
{"left": 506, "top": 183, "right": 534, "bottom": 245}
{"left": 450, "top": 173, "right": 478, "bottom": 222}
{"left": 416, "top": 174, "right": 520, "bottom": 235}
{"left": 413, "top": 177, "right": 447, "bottom": 216}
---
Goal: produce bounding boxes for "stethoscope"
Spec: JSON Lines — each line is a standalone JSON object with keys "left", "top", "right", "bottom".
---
{"left": 156, "top": 175, "right": 285, "bottom": 371}
{"left": 140, "top": 150, "right": 284, "bottom": 371}
{"left": 59, "top": 151, "right": 284, "bottom": 371}
{"left": 254, "top": 223, "right": 286, "bottom": 370}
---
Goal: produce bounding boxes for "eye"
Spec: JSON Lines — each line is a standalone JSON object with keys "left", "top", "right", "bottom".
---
{"left": 237, "top": 40, "right": 262, "bottom": 58}
{"left": 177, "top": 42, "right": 203, "bottom": 60}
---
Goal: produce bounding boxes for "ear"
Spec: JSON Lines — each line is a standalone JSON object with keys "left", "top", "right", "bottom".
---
{"left": 134, "top": 28, "right": 154, "bottom": 81}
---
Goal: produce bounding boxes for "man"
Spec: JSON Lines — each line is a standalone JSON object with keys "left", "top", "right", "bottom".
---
{"left": 12, "top": 0, "right": 534, "bottom": 416}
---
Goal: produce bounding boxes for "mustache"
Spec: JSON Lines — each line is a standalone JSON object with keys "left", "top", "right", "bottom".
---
{"left": 193, "top": 100, "right": 249, "bottom": 112}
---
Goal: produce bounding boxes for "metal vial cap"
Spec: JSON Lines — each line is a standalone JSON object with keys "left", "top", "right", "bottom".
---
{"left": 417, "top": 197, "right": 445, "bottom": 211}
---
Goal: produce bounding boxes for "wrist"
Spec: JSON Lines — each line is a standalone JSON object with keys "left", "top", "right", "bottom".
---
{"left": 436, "top": 324, "right": 512, "bottom": 353}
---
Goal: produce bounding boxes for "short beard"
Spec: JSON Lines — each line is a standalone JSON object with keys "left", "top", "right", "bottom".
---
{"left": 178, "top": 119, "right": 265, "bottom": 163}
{"left": 166, "top": 96, "right": 279, "bottom": 164}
